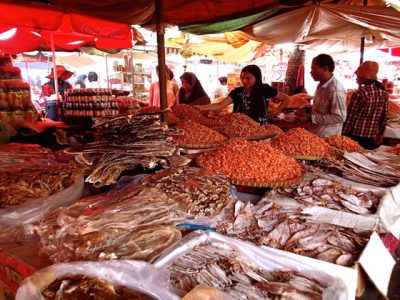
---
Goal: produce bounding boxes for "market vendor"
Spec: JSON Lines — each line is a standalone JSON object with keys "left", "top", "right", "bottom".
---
{"left": 41, "top": 65, "right": 73, "bottom": 98}
{"left": 176, "top": 72, "right": 211, "bottom": 106}
{"left": 310, "top": 54, "right": 347, "bottom": 137}
{"left": 198, "top": 65, "right": 289, "bottom": 125}
{"left": 342, "top": 61, "right": 388, "bottom": 149}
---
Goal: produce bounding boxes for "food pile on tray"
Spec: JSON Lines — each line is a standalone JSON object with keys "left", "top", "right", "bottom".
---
{"left": 174, "top": 120, "right": 228, "bottom": 147}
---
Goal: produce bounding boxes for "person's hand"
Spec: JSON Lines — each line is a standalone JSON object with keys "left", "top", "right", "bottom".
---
{"left": 193, "top": 105, "right": 201, "bottom": 111}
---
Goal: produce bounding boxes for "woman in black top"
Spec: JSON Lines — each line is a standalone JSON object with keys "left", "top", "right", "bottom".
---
{"left": 198, "top": 65, "right": 289, "bottom": 124}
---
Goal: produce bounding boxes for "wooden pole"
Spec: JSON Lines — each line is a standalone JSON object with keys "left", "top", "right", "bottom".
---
{"left": 360, "top": 0, "right": 368, "bottom": 65}
{"left": 155, "top": 0, "right": 168, "bottom": 121}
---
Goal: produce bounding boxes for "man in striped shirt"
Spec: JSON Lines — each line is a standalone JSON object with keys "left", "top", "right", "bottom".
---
{"left": 310, "top": 54, "right": 347, "bottom": 137}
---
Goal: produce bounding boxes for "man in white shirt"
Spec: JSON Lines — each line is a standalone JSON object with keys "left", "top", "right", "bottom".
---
{"left": 310, "top": 54, "right": 347, "bottom": 137}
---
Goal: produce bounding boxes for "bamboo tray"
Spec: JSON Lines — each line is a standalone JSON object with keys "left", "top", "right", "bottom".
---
{"left": 228, "top": 175, "right": 303, "bottom": 188}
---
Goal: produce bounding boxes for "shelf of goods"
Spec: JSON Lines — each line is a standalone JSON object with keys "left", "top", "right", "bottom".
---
{"left": 63, "top": 88, "right": 119, "bottom": 117}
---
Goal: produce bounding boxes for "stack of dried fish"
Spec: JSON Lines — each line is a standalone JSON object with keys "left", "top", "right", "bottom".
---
{"left": 0, "top": 143, "right": 55, "bottom": 167}
{"left": 138, "top": 167, "right": 234, "bottom": 217}
{"left": 0, "top": 162, "right": 78, "bottom": 207}
{"left": 217, "top": 202, "right": 370, "bottom": 266}
{"left": 318, "top": 151, "right": 400, "bottom": 187}
{"left": 68, "top": 115, "right": 177, "bottom": 187}
{"left": 42, "top": 275, "right": 154, "bottom": 300}
{"left": 35, "top": 187, "right": 186, "bottom": 263}
{"left": 276, "top": 177, "right": 380, "bottom": 215}
{"left": 169, "top": 243, "right": 327, "bottom": 299}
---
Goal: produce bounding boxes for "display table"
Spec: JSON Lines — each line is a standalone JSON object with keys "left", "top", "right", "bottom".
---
{"left": 384, "top": 125, "right": 400, "bottom": 141}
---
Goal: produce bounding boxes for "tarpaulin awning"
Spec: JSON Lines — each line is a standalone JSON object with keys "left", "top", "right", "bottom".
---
{"left": 0, "top": 1, "right": 142, "bottom": 53}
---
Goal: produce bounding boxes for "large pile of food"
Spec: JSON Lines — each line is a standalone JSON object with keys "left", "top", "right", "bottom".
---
{"left": 197, "top": 140, "right": 304, "bottom": 184}
{"left": 172, "top": 104, "right": 216, "bottom": 127}
{"left": 286, "top": 93, "right": 311, "bottom": 109}
{"left": 0, "top": 163, "right": 78, "bottom": 207}
{"left": 389, "top": 144, "right": 400, "bottom": 155}
{"left": 174, "top": 120, "right": 228, "bottom": 146}
{"left": 324, "top": 135, "right": 362, "bottom": 152}
{"left": 169, "top": 242, "right": 328, "bottom": 298}
{"left": 217, "top": 201, "right": 370, "bottom": 266}
{"left": 262, "top": 124, "right": 283, "bottom": 136}
{"left": 42, "top": 275, "right": 154, "bottom": 300}
{"left": 270, "top": 127, "right": 333, "bottom": 158}
{"left": 212, "top": 113, "right": 272, "bottom": 139}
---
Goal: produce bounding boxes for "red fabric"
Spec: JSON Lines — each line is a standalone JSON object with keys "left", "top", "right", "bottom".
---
{"left": 380, "top": 47, "right": 400, "bottom": 57}
{"left": 296, "top": 64, "right": 305, "bottom": 87}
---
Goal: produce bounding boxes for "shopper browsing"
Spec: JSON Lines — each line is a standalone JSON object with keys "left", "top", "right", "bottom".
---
{"left": 176, "top": 72, "right": 211, "bottom": 106}
{"left": 149, "top": 65, "right": 179, "bottom": 108}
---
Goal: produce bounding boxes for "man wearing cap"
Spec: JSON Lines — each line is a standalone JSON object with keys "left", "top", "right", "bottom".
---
{"left": 41, "top": 65, "right": 73, "bottom": 97}
{"left": 310, "top": 54, "right": 347, "bottom": 137}
{"left": 343, "top": 61, "right": 388, "bottom": 149}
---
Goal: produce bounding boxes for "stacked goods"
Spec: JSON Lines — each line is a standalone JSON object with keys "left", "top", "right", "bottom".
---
{"left": 197, "top": 140, "right": 304, "bottom": 184}
{"left": 287, "top": 93, "right": 311, "bottom": 109}
{"left": 262, "top": 124, "right": 283, "bottom": 136}
{"left": 172, "top": 104, "right": 216, "bottom": 127}
{"left": 212, "top": 113, "right": 271, "bottom": 139}
{"left": 35, "top": 187, "right": 185, "bottom": 263}
{"left": 116, "top": 95, "right": 140, "bottom": 114}
{"left": 138, "top": 167, "right": 234, "bottom": 217}
{"left": 41, "top": 275, "right": 154, "bottom": 300}
{"left": 169, "top": 242, "right": 328, "bottom": 298}
{"left": 270, "top": 127, "right": 333, "bottom": 158}
{"left": 174, "top": 120, "right": 228, "bottom": 147}
{"left": 276, "top": 176, "right": 380, "bottom": 215}
{"left": 135, "top": 106, "right": 163, "bottom": 115}
{"left": 63, "top": 89, "right": 119, "bottom": 117}
{"left": 217, "top": 201, "right": 370, "bottom": 266}
{"left": 0, "top": 163, "right": 77, "bottom": 207}
{"left": 318, "top": 151, "right": 400, "bottom": 187}
{"left": 0, "top": 65, "right": 21, "bottom": 80}
{"left": 324, "top": 135, "right": 362, "bottom": 152}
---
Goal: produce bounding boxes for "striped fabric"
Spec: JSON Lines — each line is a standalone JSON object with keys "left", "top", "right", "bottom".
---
{"left": 343, "top": 83, "right": 388, "bottom": 138}
{"left": 311, "top": 75, "right": 347, "bottom": 137}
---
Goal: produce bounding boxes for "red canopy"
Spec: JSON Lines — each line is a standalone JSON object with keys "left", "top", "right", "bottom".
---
{"left": 0, "top": 2, "right": 138, "bottom": 53}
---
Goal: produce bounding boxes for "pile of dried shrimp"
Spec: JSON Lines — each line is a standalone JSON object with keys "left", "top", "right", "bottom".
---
{"left": 324, "top": 135, "right": 362, "bottom": 152}
{"left": 174, "top": 120, "right": 228, "bottom": 146}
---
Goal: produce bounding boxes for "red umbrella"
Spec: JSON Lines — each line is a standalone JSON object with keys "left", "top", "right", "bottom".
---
{"left": 0, "top": 1, "right": 138, "bottom": 53}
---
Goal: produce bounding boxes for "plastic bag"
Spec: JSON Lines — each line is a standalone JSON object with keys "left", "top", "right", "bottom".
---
{"left": 16, "top": 260, "right": 179, "bottom": 300}
{"left": 182, "top": 284, "right": 234, "bottom": 300}
{"left": 0, "top": 174, "right": 84, "bottom": 226}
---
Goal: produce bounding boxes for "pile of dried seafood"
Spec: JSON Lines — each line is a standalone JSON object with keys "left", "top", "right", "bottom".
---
{"left": 197, "top": 140, "right": 304, "bottom": 183}
{"left": 270, "top": 128, "right": 333, "bottom": 158}
{"left": 318, "top": 151, "right": 400, "bottom": 187}
{"left": 35, "top": 187, "right": 185, "bottom": 263}
{"left": 169, "top": 243, "right": 327, "bottom": 299}
{"left": 0, "top": 143, "right": 55, "bottom": 167}
{"left": 276, "top": 177, "right": 380, "bottom": 215}
{"left": 212, "top": 113, "right": 272, "bottom": 139}
{"left": 217, "top": 202, "right": 370, "bottom": 266}
{"left": 174, "top": 120, "right": 228, "bottom": 146}
{"left": 138, "top": 167, "right": 234, "bottom": 217}
{"left": 0, "top": 162, "right": 78, "bottom": 207}
{"left": 389, "top": 144, "right": 400, "bottom": 155}
{"left": 68, "top": 115, "right": 177, "bottom": 187}
{"left": 172, "top": 104, "right": 216, "bottom": 127}
{"left": 262, "top": 124, "right": 283, "bottom": 136}
{"left": 324, "top": 135, "right": 362, "bottom": 152}
{"left": 42, "top": 275, "right": 154, "bottom": 300}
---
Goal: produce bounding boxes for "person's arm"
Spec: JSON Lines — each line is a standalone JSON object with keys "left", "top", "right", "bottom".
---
{"left": 198, "top": 96, "right": 233, "bottom": 111}
{"left": 270, "top": 92, "right": 290, "bottom": 117}
{"left": 172, "top": 82, "right": 179, "bottom": 97}
{"left": 312, "top": 90, "right": 347, "bottom": 125}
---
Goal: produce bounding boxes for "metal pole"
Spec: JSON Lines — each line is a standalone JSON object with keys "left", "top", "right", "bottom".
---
{"left": 155, "top": 0, "right": 168, "bottom": 119}
{"left": 50, "top": 32, "right": 59, "bottom": 98}
{"left": 359, "top": 0, "right": 368, "bottom": 65}
{"left": 131, "top": 50, "right": 135, "bottom": 97}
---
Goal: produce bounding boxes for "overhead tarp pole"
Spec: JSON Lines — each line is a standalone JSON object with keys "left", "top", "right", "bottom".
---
{"left": 360, "top": 0, "right": 368, "bottom": 64}
{"left": 50, "top": 32, "right": 61, "bottom": 120}
{"left": 155, "top": 0, "right": 168, "bottom": 122}
{"left": 105, "top": 54, "right": 110, "bottom": 91}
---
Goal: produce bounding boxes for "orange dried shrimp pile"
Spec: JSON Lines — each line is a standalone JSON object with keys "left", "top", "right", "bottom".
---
{"left": 174, "top": 120, "right": 228, "bottom": 146}
{"left": 213, "top": 113, "right": 268, "bottom": 138}
{"left": 172, "top": 104, "right": 216, "bottom": 127}
{"left": 270, "top": 127, "right": 333, "bottom": 157}
{"left": 197, "top": 140, "right": 304, "bottom": 183}
{"left": 287, "top": 94, "right": 310, "bottom": 109}
{"left": 135, "top": 106, "right": 162, "bottom": 114}
{"left": 262, "top": 124, "right": 283, "bottom": 136}
{"left": 388, "top": 101, "right": 400, "bottom": 113}
{"left": 389, "top": 144, "right": 400, "bottom": 155}
{"left": 325, "top": 135, "right": 362, "bottom": 152}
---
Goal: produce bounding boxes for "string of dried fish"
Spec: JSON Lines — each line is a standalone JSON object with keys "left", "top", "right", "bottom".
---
{"left": 169, "top": 243, "right": 327, "bottom": 299}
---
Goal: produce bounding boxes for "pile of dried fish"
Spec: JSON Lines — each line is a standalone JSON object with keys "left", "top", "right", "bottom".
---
{"left": 0, "top": 162, "right": 78, "bottom": 207}
{"left": 169, "top": 243, "right": 327, "bottom": 299}
{"left": 35, "top": 187, "right": 185, "bottom": 263}
{"left": 0, "top": 143, "right": 55, "bottom": 167}
{"left": 276, "top": 177, "right": 380, "bottom": 215}
{"left": 138, "top": 167, "right": 234, "bottom": 217}
{"left": 217, "top": 202, "right": 370, "bottom": 266}
{"left": 318, "top": 151, "right": 400, "bottom": 187}
{"left": 42, "top": 275, "right": 154, "bottom": 300}
{"left": 68, "top": 115, "right": 177, "bottom": 187}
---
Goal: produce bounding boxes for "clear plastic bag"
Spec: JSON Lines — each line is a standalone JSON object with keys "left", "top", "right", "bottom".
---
{"left": 16, "top": 260, "right": 179, "bottom": 300}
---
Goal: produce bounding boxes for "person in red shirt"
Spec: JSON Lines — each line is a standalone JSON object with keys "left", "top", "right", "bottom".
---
{"left": 41, "top": 65, "right": 73, "bottom": 98}
{"left": 343, "top": 61, "right": 388, "bottom": 149}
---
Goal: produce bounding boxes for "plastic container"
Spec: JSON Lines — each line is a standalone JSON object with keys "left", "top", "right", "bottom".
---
{"left": 45, "top": 100, "right": 58, "bottom": 121}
